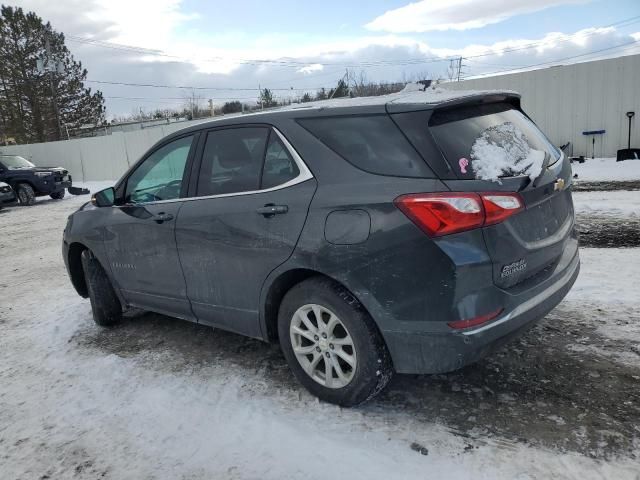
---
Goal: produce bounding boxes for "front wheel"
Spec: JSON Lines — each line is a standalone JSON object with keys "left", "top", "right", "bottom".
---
{"left": 16, "top": 183, "right": 36, "bottom": 206}
{"left": 50, "top": 189, "right": 65, "bottom": 200}
{"left": 278, "top": 277, "right": 393, "bottom": 407}
{"left": 81, "top": 249, "right": 122, "bottom": 327}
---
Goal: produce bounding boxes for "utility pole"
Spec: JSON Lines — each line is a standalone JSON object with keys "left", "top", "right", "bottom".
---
{"left": 456, "top": 56, "right": 467, "bottom": 82}
{"left": 208, "top": 98, "right": 214, "bottom": 117}
{"left": 259, "top": 84, "right": 263, "bottom": 110}
{"left": 44, "top": 36, "right": 63, "bottom": 140}
{"left": 345, "top": 68, "right": 351, "bottom": 97}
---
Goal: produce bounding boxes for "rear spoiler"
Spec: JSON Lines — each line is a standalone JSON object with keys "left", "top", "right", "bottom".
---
{"left": 386, "top": 92, "right": 522, "bottom": 115}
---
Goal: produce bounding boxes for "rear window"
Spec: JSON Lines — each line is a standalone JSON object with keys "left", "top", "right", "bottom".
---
{"left": 429, "top": 103, "right": 561, "bottom": 182}
{"left": 298, "top": 115, "right": 433, "bottom": 178}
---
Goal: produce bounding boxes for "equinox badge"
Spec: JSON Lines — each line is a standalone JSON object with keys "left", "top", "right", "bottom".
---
{"left": 501, "top": 259, "right": 527, "bottom": 278}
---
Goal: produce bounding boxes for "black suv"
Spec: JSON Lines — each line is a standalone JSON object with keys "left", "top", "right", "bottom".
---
{"left": 63, "top": 88, "right": 579, "bottom": 406}
{"left": 0, "top": 154, "right": 72, "bottom": 205}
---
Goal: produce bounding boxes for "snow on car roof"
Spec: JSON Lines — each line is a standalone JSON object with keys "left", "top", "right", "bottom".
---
{"left": 277, "top": 83, "right": 519, "bottom": 111}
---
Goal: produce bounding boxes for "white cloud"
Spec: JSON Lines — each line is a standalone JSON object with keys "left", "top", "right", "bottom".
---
{"left": 85, "top": 0, "right": 198, "bottom": 48}
{"left": 297, "top": 64, "right": 324, "bottom": 74}
{"left": 365, "top": 0, "right": 585, "bottom": 33}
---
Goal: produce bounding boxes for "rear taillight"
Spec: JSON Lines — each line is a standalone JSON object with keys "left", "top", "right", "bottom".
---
{"left": 482, "top": 194, "right": 524, "bottom": 226}
{"left": 394, "top": 192, "right": 523, "bottom": 237}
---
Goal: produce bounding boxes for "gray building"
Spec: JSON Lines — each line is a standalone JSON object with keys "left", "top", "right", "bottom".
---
{"left": 446, "top": 53, "right": 640, "bottom": 157}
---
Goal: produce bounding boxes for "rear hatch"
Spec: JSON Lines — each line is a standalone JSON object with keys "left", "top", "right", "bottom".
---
{"left": 394, "top": 99, "right": 576, "bottom": 291}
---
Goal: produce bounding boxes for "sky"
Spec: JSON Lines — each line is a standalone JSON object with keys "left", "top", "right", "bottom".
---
{"left": 11, "top": 0, "right": 640, "bottom": 119}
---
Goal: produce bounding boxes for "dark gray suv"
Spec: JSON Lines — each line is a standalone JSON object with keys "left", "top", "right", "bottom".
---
{"left": 63, "top": 89, "right": 579, "bottom": 406}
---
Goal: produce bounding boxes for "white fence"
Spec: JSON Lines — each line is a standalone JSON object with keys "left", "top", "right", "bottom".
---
{"left": 0, "top": 118, "right": 211, "bottom": 182}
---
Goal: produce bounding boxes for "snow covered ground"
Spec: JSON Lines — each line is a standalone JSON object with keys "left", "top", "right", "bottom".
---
{"left": 573, "top": 190, "right": 639, "bottom": 217}
{"left": 1, "top": 191, "right": 639, "bottom": 479}
{"left": 571, "top": 157, "right": 640, "bottom": 182}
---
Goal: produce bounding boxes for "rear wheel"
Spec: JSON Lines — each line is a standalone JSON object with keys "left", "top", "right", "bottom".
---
{"left": 16, "top": 183, "right": 35, "bottom": 206}
{"left": 278, "top": 277, "right": 393, "bottom": 406}
{"left": 81, "top": 249, "right": 122, "bottom": 327}
{"left": 50, "top": 190, "right": 65, "bottom": 200}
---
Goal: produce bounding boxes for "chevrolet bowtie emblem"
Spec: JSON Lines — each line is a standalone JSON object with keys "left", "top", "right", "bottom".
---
{"left": 554, "top": 178, "right": 565, "bottom": 191}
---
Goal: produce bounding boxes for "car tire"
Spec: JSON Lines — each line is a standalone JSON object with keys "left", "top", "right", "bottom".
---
{"left": 16, "top": 183, "right": 36, "bottom": 206}
{"left": 80, "top": 249, "right": 122, "bottom": 327}
{"left": 278, "top": 276, "right": 393, "bottom": 407}
{"left": 50, "top": 190, "right": 65, "bottom": 200}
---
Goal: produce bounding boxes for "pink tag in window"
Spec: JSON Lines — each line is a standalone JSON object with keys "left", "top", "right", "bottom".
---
{"left": 459, "top": 157, "right": 469, "bottom": 174}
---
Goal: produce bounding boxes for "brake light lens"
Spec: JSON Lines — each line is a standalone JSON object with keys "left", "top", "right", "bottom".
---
{"left": 395, "top": 192, "right": 523, "bottom": 237}
{"left": 482, "top": 194, "right": 524, "bottom": 226}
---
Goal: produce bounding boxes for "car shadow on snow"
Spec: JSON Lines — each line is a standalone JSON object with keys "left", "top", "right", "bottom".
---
{"left": 71, "top": 304, "right": 639, "bottom": 461}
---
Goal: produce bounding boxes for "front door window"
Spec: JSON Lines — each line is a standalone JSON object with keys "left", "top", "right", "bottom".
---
{"left": 125, "top": 135, "right": 194, "bottom": 203}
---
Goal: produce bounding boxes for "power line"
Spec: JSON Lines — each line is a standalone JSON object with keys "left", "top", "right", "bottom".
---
{"left": 105, "top": 95, "right": 259, "bottom": 102}
{"left": 90, "top": 80, "right": 299, "bottom": 91}
{"left": 65, "top": 14, "right": 640, "bottom": 69}
{"left": 468, "top": 39, "right": 640, "bottom": 78}
{"left": 65, "top": 14, "right": 640, "bottom": 110}
{"left": 66, "top": 34, "right": 450, "bottom": 67}
{"left": 88, "top": 79, "right": 399, "bottom": 92}
{"left": 101, "top": 39, "right": 640, "bottom": 107}
{"left": 458, "top": 15, "right": 640, "bottom": 62}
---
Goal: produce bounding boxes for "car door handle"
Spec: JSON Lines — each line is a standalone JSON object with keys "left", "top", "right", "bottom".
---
{"left": 151, "top": 212, "right": 174, "bottom": 223}
{"left": 256, "top": 204, "right": 288, "bottom": 217}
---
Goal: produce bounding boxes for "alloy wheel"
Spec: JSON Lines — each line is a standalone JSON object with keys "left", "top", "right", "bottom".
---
{"left": 289, "top": 304, "right": 357, "bottom": 389}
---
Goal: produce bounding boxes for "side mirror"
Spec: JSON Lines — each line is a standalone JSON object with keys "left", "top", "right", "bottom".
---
{"left": 91, "top": 187, "right": 115, "bottom": 207}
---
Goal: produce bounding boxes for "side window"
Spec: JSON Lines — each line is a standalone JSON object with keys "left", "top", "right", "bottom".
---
{"left": 262, "top": 133, "right": 300, "bottom": 189}
{"left": 197, "top": 128, "right": 268, "bottom": 196}
{"left": 298, "top": 115, "right": 433, "bottom": 178}
{"left": 125, "top": 135, "right": 193, "bottom": 203}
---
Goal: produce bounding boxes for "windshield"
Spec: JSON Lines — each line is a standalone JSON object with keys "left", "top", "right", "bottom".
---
{"left": 0, "top": 155, "right": 36, "bottom": 169}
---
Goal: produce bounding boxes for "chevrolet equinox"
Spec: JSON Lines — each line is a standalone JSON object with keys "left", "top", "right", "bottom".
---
{"left": 63, "top": 87, "right": 580, "bottom": 406}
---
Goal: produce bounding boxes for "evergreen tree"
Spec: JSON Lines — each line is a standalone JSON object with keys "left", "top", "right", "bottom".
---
{"left": 0, "top": 5, "right": 105, "bottom": 143}
{"left": 222, "top": 100, "right": 243, "bottom": 114}
{"left": 259, "top": 88, "right": 277, "bottom": 108}
{"left": 328, "top": 79, "right": 349, "bottom": 99}
{"left": 314, "top": 88, "right": 327, "bottom": 101}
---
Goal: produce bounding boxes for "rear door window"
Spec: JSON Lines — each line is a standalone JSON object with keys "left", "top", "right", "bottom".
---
{"left": 298, "top": 115, "right": 433, "bottom": 178}
{"left": 262, "top": 132, "right": 300, "bottom": 189}
{"left": 197, "top": 128, "right": 269, "bottom": 196}
{"left": 429, "top": 103, "right": 560, "bottom": 182}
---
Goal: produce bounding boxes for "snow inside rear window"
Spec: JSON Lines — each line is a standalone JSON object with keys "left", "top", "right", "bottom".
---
{"left": 429, "top": 103, "right": 560, "bottom": 183}
{"left": 470, "top": 122, "right": 545, "bottom": 182}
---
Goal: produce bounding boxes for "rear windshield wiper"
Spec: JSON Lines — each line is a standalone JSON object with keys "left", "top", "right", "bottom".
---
{"left": 532, "top": 151, "right": 551, "bottom": 188}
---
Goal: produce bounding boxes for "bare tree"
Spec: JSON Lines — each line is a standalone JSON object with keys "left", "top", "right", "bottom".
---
{"left": 183, "top": 90, "right": 205, "bottom": 119}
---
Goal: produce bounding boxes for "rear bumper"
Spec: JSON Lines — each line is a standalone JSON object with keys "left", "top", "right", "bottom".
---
{"left": 383, "top": 250, "right": 580, "bottom": 374}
